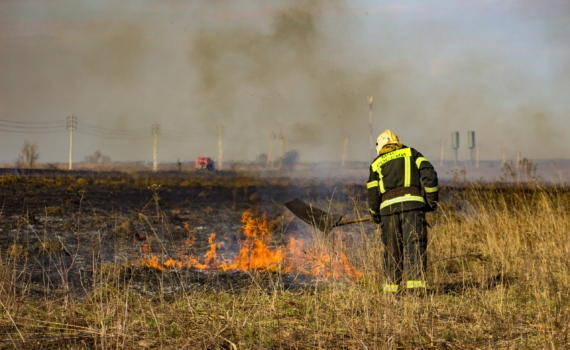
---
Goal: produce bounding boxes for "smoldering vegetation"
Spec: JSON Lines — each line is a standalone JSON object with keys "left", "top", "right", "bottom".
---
{"left": 1, "top": 170, "right": 570, "bottom": 348}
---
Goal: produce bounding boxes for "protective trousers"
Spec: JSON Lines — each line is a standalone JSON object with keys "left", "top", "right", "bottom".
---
{"left": 380, "top": 209, "right": 427, "bottom": 292}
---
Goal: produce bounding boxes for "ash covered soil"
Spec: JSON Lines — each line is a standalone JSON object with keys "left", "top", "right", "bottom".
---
{"left": 0, "top": 170, "right": 368, "bottom": 297}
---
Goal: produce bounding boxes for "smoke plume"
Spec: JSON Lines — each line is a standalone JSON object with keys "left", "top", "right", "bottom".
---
{"left": 0, "top": 0, "right": 569, "bottom": 164}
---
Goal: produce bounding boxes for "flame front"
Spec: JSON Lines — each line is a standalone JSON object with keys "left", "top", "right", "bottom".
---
{"left": 140, "top": 209, "right": 362, "bottom": 281}
{"left": 221, "top": 210, "right": 284, "bottom": 272}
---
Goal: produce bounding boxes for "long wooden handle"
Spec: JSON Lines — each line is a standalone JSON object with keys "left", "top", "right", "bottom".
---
{"left": 336, "top": 216, "right": 432, "bottom": 229}
{"left": 335, "top": 217, "right": 371, "bottom": 227}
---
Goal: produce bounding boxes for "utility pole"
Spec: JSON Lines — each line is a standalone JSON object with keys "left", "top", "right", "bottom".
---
{"left": 341, "top": 136, "right": 349, "bottom": 167}
{"left": 67, "top": 115, "right": 76, "bottom": 170}
{"left": 278, "top": 127, "right": 284, "bottom": 169}
{"left": 368, "top": 96, "right": 374, "bottom": 159}
{"left": 476, "top": 144, "right": 480, "bottom": 168}
{"left": 267, "top": 130, "right": 275, "bottom": 170}
{"left": 440, "top": 138, "right": 445, "bottom": 166}
{"left": 218, "top": 124, "right": 223, "bottom": 171}
{"left": 467, "top": 131, "right": 476, "bottom": 167}
{"left": 502, "top": 148, "right": 506, "bottom": 167}
{"left": 451, "top": 131, "right": 459, "bottom": 166}
{"left": 152, "top": 122, "right": 161, "bottom": 172}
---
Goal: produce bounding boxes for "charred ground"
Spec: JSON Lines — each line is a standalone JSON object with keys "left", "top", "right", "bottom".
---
{"left": 0, "top": 170, "right": 368, "bottom": 297}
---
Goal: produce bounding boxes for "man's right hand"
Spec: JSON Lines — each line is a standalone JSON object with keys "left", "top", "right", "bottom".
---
{"left": 425, "top": 202, "right": 439, "bottom": 212}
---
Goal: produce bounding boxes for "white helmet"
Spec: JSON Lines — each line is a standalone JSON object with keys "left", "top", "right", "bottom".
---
{"left": 376, "top": 130, "right": 400, "bottom": 154}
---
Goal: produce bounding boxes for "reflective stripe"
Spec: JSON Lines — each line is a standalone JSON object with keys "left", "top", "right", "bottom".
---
{"left": 404, "top": 156, "right": 411, "bottom": 187}
{"left": 406, "top": 280, "right": 425, "bottom": 289}
{"left": 372, "top": 149, "right": 412, "bottom": 194}
{"left": 378, "top": 171, "right": 386, "bottom": 194}
{"left": 371, "top": 148, "right": 412, "bottom": 172}
{"left": 416, "top": 157, "right": 428, "bottom": 169}
{"left": 424, "top": 186, "right": 438, "bottom": 193}
{"left": 380, "top": 195, "right": 425, "bottom": 210}
{"left": 367, "top": 180, "right": 379, "bottom": 189}
{"left": 383, "top": 284, "right": 399, "bottom": 293}
{"left": 369, "top": 208, "right": 378, "bottom": 215}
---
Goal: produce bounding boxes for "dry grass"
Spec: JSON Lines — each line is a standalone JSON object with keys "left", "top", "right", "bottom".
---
{"left": 1, "top": 182, "right": 570, "bottom": 349}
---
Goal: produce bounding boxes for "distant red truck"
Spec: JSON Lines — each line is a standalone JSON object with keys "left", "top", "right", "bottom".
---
{"left": 195, "top": 157, "right": 215, "bottom": 170}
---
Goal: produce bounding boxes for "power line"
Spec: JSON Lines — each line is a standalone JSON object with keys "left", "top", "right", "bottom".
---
{"left": 76, "top": 120, "right": 149, "bottom": 139}
{"left": 0, "top": 118, "right": 65, "bottom": 126}
{"left": 160, "top": 127, "right": 206, "bottom": 141}
{"left": 0, "top": 117, "right": 267, "bottom": 143}
{"left": 0, "top": 127, "right": 66, "bottom": 134}
{"left": 0, "top": 118, "right": 66, "bottom": 134}
{"left": 0, "top": 125, "right": 65, "bottom": 131}
{"left": 80, "top": 120, "right": 148, "bottom": 134}
{"left": 0, "top": 123, "right": 65, "bottom": 129}
{"left": 75, "top": 129, "right": 150, "bottom": 140}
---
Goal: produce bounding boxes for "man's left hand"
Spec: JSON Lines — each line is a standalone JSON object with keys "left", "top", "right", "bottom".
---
{"left": 372, "top": 214, "right": 381, "bottom": 224}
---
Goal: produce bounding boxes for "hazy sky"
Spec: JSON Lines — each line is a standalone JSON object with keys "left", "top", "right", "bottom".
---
{"left": 1, "top": 0, "right": 569, "bottom": 164}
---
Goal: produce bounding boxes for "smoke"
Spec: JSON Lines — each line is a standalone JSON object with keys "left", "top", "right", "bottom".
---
{"left": 81, "top": 23, "right": 148, "bottom": 85}
{"left": 187, "top": 1, "right": 391, "bottom": 161}
{"left": 0, "top": 0, "right": 569, "bottom": 164}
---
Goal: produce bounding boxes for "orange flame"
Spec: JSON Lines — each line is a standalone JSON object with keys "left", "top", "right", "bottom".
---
{"left": 140, "top": 236, "right": 153, "bottom": 254}
{"left": 140, "top": 210, "right": 362, "bottom": 281}
{"left": 220, "top": 210, "right": 283, "bottom": 272}
{"left": 203, "top": 233, "right": 219, "bottom": 268}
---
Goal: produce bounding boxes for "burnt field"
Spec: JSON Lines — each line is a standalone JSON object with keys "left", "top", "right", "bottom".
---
{"left": 1, "top": 170, "right": 570, "bottom": 349}
{"left": 0, "top": 170, "right": 369, "bottom": 297}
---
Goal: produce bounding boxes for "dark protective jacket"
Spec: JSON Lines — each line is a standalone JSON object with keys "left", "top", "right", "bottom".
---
{"left": 367, "top": 144, "right": 439, "bottom": 216}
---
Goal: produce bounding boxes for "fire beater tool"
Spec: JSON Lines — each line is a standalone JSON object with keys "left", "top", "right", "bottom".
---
{"left": 285, "top": 198, "right": 432, "bottom": 235}
{"left": 284, "top": 198, "right": 370, "bottom": 235}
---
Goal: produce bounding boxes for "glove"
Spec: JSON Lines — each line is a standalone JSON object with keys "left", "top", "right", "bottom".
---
{"left": 372, "top": 214, "right": 381, "bottom": 224}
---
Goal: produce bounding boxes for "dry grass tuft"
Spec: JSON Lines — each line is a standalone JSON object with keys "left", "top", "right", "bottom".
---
{"left": 32, "top": 240, "right": 63, "bottom": 255}
{"left": 113, "top": 219, "right": 136, "bottom": 238}
{"left": 5, "top": 244, "right": 28, "bottom": 259}
{"left": 44, "top": 205, "right": 64, "bottom": 216}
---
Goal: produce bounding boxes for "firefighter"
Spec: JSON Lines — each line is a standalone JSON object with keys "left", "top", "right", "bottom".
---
{"left": 367, "top": 130, "right": 439, "bottom": 294}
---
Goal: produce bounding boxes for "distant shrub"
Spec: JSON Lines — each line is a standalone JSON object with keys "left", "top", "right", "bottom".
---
{"left": 280, "top": 150, "right": 299, "bottom": 171}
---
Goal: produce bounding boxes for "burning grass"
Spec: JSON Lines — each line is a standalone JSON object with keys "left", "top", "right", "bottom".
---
{"left": 140, "top": 210, "right": 363, "bottom": 281}
{"left": 1, "top": 176, "right": 570, "bottom": 348}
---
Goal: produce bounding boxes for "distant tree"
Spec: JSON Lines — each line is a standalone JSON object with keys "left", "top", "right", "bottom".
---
{"left": 256, "top": 153, "right": 268, "bottom": 166}
{"left": 85, "top": 150, "right": 111, "bottom": 164}
{"left": 280, "top": 150, "right": 299, "bottom": 171}
{"left": 18, "top": 140, "right": 39, "bottom": 168}
{"left": 85, "top": 150, "right": 101, "bottom": 164}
